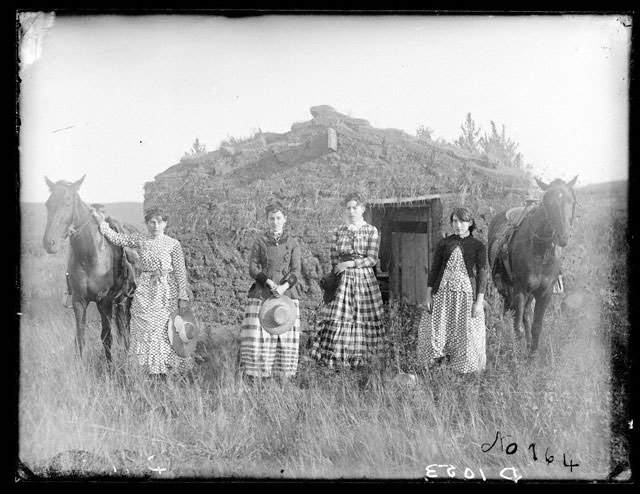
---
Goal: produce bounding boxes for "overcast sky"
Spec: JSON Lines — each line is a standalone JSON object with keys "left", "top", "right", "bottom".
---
{"left": 18, "top": 13, "right": 631, "bottom": 204}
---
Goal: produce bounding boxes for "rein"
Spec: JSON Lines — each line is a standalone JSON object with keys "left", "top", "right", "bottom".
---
{"left": 529, "top": 205, "right": 556, "bottom": 243}
{"left": 63, "top": 194, "right": 92, "bottom": 239}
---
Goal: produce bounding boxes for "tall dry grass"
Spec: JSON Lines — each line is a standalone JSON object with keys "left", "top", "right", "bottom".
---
{"left": 18, "top": 184, "right": 627, "bottom": 481}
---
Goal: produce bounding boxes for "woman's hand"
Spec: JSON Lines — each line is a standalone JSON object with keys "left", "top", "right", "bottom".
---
{"left": 91, "top": 209, "right": 106, "bottom": 223}
{"left": 472, "top": 298, "right": 484, "bottom": 318}
{"left": 333, "top": 261, "right": 353, "bottom": 275}
{"left": 424, "top": 292, "right": 433, "bottom": 313}
{"left": 272, "top": 283, "right": 289, "bottom": 297}
{"left": 265, "top": 279, "right": 280, "bottom": 297}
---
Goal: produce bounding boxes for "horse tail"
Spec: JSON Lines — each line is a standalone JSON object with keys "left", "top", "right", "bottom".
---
{"left": 487, "top": 210, "right": 514, "bottom": 296}
{"left": 487, "top": 211, "right": 509, "bottom": 268}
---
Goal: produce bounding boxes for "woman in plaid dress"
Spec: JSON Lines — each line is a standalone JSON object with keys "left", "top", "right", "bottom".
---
{"left": 240, "top": 202, "right": 302, "bottom": 380}
{"left": 417, "top": 207, "right": 487, "bottom": 374}
{"left": 91, "top": 207, "right": 194, "bottom": 378}
{"left": 310, "top": 193, "right": 384, "bottom": 369}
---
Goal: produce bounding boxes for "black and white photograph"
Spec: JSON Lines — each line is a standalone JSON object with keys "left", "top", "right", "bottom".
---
{"left": 16, "top": 11, "right": 633, "bottom": 483}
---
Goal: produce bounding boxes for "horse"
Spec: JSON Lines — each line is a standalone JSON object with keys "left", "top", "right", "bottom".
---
{"left": 488, "top": 176, "right": 578, "bottom": 358}
{"left": 42, "top": 175, "right": 138, "bottom": 362}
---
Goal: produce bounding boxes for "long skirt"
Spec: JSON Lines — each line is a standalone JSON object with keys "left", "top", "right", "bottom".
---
{"left": 240, "top": 297, "right": 301, "bottom": 377}
{"left": 309, "top": 267, "right": 384, "bottom": 369}
{"left": 417, "top": 288, "right": 486, "bottom": 374}
{"left": 128, "top": 295, "right": 194, "bottom": 375}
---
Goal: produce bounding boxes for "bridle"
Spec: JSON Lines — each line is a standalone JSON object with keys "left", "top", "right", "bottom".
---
{"left": 62, "top": 191, "right": 92, "bottom": 240}
{"left": 529, "top": 185, "right": 577, "bottom": 244}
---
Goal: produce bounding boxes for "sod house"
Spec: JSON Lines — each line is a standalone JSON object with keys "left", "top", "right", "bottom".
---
{"left": 143, "top": 105, "right": 533, "bottom": 330}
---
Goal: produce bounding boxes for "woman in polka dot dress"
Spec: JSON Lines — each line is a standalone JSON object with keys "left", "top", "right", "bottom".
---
{"left": 417, "top": 207, "right": 488, "bottom": 374}
{"left": 91, "top": 206, "right": 194, "bottom": 377}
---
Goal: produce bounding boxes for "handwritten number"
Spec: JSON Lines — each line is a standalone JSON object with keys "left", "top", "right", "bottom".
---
{"left": 424, "top": 464, "right": 438, "bottom": 480}
{"left": 528, "top": 443, "right": 538, "bottom": 461}
{"left": 563, "top": 453, "right": 579, "bottom": 472}
{"left": 479, "top": 434, "right": 576, "bottom": 473}
{"left": 545, "top": 447, "right": 554, "bottom": 465}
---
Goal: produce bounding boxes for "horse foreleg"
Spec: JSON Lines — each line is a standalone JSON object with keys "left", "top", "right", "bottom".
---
{"left": 530, "top": 291, "right": 552, "bottom": 358}
{"left": 97, "top": 297, "right": 114, "bottom": 363}
{"left": 72, "top": 299, "right": 88, "bottom": 358}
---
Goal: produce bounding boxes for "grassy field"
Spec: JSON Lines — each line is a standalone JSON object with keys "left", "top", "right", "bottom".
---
{"left": 17, "top": 183, "right": 629, "bottom": 482}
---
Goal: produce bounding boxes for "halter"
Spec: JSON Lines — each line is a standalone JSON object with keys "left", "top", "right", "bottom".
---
{"left": 63, "top": 192, "right": 92, "bottom": 239}
{"left": 529, "top": 185, "right": 577, "bottom": 244}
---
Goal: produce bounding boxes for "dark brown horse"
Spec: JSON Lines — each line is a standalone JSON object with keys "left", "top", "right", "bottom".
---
{"left": 488, "top": 176, "right": 578, "bottom": 358}
{"left": 42, "top": 176, "right": 137, "bottom": 362}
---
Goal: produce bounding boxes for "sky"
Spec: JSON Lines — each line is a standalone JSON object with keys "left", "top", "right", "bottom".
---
{"left": 18, "top": 12, "right": 631, "bottom": 204}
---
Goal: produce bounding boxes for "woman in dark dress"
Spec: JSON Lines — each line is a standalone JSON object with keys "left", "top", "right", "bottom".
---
{"left": 240, "top": 202, "right": 302, "bottom": 379}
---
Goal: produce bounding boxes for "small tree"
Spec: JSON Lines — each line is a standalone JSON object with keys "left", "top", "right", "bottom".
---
{"left": 185, "top": 138, "right": 207, "bottom": 157}
{"left": 416, "top": 125, "right": 434, "bottom": 141}
{"left": 454, "top": 113, "right": 481, "bottom": 154}
{"left": 479, "top": 121, "right": 523, "bottom": 169}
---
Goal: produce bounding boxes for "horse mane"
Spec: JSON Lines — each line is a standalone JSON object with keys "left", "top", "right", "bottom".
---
{"left": 105, "top": 216, "right": 140, "bottom": 235}
{"left": 548, "top": 178, "right": 567, "bottom": 188}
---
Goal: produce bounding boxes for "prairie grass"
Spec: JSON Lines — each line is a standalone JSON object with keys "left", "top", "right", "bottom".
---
{"left": 18, "top": 184, "right": 627, "bottom": 481}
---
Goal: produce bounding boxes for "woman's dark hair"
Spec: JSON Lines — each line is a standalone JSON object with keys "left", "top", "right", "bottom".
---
{"left": 144, "top": 207, "right": 168, "bottom": 223}
{"left": 342, "top": 192, "right": 365, "bottom": 207}
{"left": 265, "top": 201, "right": 286, "bottom": 217}
{"left": 450, "top": 207, "right": 476, "bottom": 235}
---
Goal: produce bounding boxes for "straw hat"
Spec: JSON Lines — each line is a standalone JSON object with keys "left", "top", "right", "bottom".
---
{"left": 167, "top": 308, "right": 198, "bottom": 357}
{"left": 259, "top": 295, "right": 297, "bottom": 335}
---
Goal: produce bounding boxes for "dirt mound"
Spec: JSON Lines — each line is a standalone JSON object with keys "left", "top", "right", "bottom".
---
{"left": 143, "top": 105, "right": 534, "bottom": 327}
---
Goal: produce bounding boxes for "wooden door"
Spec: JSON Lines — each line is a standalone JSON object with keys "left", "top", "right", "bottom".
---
{"left": 389, "top": 232, "right": 430, "bottom": 305}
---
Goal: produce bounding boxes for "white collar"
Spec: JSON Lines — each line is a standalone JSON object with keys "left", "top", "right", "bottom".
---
{"left": 347, "top": 220, "right": 366, "bottom": 230}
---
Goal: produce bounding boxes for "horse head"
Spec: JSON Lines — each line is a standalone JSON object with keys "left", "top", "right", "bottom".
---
{"left": 42, "top": 175, "right": 86, "bottom": 254}
{"left": 535, "top": 175, "right": 578, "bottom": 247}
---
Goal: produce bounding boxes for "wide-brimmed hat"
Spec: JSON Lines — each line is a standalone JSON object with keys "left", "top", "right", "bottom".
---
{"left": 259, "top": 295, "right": 297, "bottom": 335}
{"left": 167, "top": 308, "right": 199, "bottom": 357}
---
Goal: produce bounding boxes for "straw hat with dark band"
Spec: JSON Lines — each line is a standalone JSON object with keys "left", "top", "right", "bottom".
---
{"left": 259, "top": 295, "right": 297, "bottom": 335}
{"left": 167, "top": 308, "right": 199, "bottom": 357}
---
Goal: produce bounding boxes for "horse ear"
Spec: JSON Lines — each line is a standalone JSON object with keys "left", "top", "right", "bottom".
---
{"left": 535, "top": 177, "right": 549, "bottom": 190}
{"left": 73, "top": 175, "right": 86, "bottom": 190}
{"left": 567, "top": 175, "right": 578, "bottom": 188}
{"left": 45, "top": 176, "right": 55, "bottom": 190}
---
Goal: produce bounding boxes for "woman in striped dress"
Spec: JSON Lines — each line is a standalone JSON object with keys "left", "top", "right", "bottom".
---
{"left": 91, "top": 206, "right": 194, "bottom": 378}
{"left": 417, "top": 207, "right": 487, "bottom": 374}
{"left": 310, "top": 192, "right": 384, "bottom": 369}
{"left": 240, "top": 202, "right": 302, "bottom": 380}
